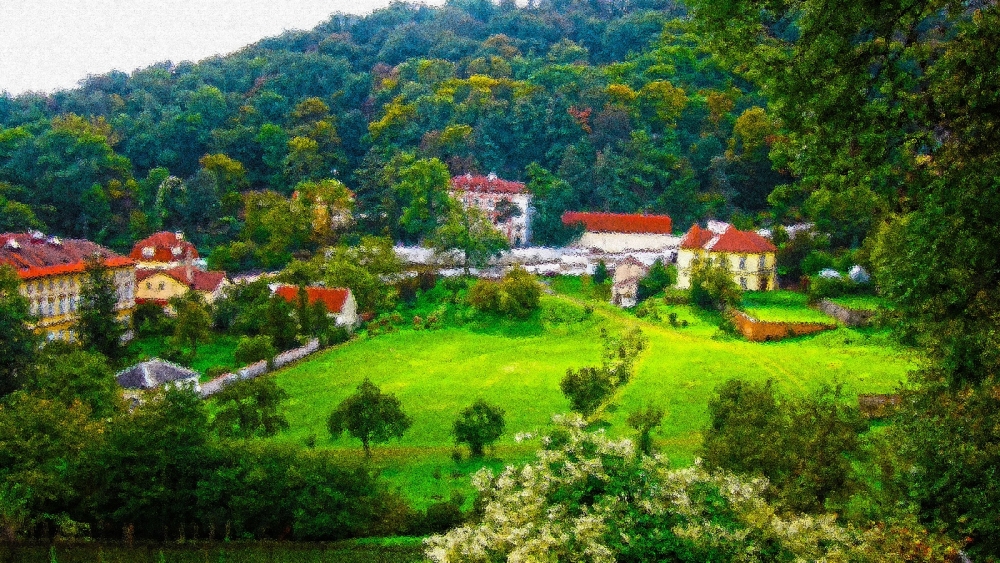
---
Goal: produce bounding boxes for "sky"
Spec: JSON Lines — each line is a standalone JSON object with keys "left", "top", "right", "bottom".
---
{"left": 0, "top": 0, "right": 445, "bottom": 95}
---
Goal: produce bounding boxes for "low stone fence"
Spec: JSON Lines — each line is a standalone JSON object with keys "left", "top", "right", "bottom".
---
{"left": 200, "top": 339, "right": 320, "bottom": 397}
{"left": 858, "top": 393, "right": 901, "bottom": 418}
{"left": 729, "top": 310, "right": 836, "bottom": 342}
{"left": 817, "top": 299, "right": 874, "bottom": 327}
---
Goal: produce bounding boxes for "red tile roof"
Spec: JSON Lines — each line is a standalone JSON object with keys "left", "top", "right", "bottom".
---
{"left": 680, "top": 223, "right": 776, "bottom": 253}
{"left": 0, "top": 232, "right": 133, "bottom": 280}
{"left": 450, "top": 174, "right": 526, "bottom": 194}
{"left": 138, "top": 267, "right": 226, "bottom": 293}
{"left": 561, "top": 212, "right": 673, "bottom": 234}
{"left": 130, "top": 232, "right": 199, "bottom": 263}
{"left": 274, "top": 285, "right": 351, "bottom": 314}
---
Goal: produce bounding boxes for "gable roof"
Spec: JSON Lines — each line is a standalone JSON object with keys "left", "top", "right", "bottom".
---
{"left": 561, "top": 212, "right": 673, "bottom": 234}
{"left": 130, "top": 232, "right": 199, "bottom": 263}
{"left": 274, "top": 285, "right": 351, "bottom": 314}
{"left": 680, "top": 223, "right": 777, "bottom": 253}
{"left": 116, "top": 358, "right": 199, "bottom": 390}
{"left": 0, "top": 232, "right": 133, "bottom": 280}
{"left": 450, "top": 174, "right": 526, "bottom": 194}
{"left": 137, "top": 266, "right": 227, "bottom": 293}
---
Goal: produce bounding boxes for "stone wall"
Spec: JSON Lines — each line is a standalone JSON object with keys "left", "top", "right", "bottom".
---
{"left": 729, "top": 310, "right": 836, "bottom": 342}
{"left": 200, "top": 338, "right": 320, "bottom": 397}
{"left": 817, "top": 299, "right": 874, "bottom": 327}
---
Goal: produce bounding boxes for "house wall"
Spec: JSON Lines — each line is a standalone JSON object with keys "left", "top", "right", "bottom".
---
{"left": 451, "top": 191, "right": 532, "bottom": 246}
{"left": 335, "top": 292, "right": 359, "bottom": 328}
{"left": 19, "top": 265, "right": 135, "bottom": 342}
{"left": 137, "top": 273, "right": 189, "bottom": 304}
{"left": 676, "top": 249, "right": 776, "bottom": 291}
{"left": 576, "top": 232, "right": 677, "bottom": 253}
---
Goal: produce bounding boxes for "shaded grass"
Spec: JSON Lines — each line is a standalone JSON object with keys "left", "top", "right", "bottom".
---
{"left": 268, "top": 283, "right": 914, "bottom": 506}
{"left": 131, "top": 334, "right": 240, "bottom": 380}
{"left": 741, "top": 290, "right": 834, "bottom": 323}
{"left": 828, "top": 294, "right": 890, "bottom": 311}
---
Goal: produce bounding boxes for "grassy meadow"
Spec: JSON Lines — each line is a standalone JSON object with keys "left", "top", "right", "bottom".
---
{"left": 266, "top": 278, "right": 916, "bottom": 507}
{"left": 131, "top": 334, "right": 240, "bottom": 380}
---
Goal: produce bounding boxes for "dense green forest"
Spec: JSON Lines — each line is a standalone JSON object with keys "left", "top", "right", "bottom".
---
{"left": 0, "top": 0, "right": 781, "bottom": 258}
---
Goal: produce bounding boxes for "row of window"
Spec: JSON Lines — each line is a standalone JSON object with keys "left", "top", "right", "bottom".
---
{"left": 25, "top": 276, "right": 79, "bottom": 295}
{"left": 32, "top": 295, "right": 79, "bottom": 317}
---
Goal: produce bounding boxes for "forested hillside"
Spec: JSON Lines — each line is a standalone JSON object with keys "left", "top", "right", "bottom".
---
{"left": 0, "top": 0, "right": 781, "bottom": 259}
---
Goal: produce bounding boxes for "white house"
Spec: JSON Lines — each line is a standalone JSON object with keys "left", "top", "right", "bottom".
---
{"left": 450, "top": 173, "right": 532, "bottom": 247}
{"left": 561, "top": 212, "right": 678, "bottom": 253}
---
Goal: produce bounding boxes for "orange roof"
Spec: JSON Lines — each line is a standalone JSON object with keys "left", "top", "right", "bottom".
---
{"left": 562, "top": 212, "right": 673, "bottom": 234}
{"left": 274, "top": 285, "right": 351, "bottom": 314}
{"left": 680, "top": 223, "right": 776, "bottom": 253}
{"left": 130, "top": 232, "right": 199, "bottom": 263}
{"left": 451, "top": 174, "right": 525, "bottom": 194}
{"left": 137, "top": 267, "right": 227, "bottom": 293}
{"left": 0, "top": 232, "right": 133, "bottom": 280}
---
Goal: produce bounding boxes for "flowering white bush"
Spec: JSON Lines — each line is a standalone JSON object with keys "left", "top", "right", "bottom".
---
{"left": 426, "top": 414, "right": 955, "bottom": 562}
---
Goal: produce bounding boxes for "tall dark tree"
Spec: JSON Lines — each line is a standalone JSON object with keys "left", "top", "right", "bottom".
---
{"left": 210, "top": 377, "right": 290, "bottom": 439}
{"left": 0, "top": 265, "right": 37, "bottom": 397}
{"left": 75, "top": 256, "right": 126, "bottom": 362}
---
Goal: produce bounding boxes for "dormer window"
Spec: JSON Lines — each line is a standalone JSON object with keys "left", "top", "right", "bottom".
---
{"left": 172, "top": 247, "right": 183, "bottom": 257}
{"left": 142, "top": 246, "right": 155, "bottom": 258}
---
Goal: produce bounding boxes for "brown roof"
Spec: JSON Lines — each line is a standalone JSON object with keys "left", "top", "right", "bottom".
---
{"left": 561, "top": 212, "right": 673, "bottom": 234}
{"left": 138, "top": 267, "right": 227, "bottom": 293}
{"left": 451, "top": 174, "right": 526, "bottom": 194}
{"left": 680, "top": 223, "right": 776, "bottom": 253}
{"left": 0, "top": 232, "right": 133, "bottom": 280}
{"left": 130, "top": 232, "right": 199, "bottom": 263}
{"left": 274, "top": 285, "right": 351, "bottom": 314}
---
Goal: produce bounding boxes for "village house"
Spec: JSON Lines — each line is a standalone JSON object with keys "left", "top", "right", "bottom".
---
{"left": 450, "top": 173, "right": 532, "bottom": 247}
{"left": 611, "top": 256, "right": 649, "bottom": 308}
{"left": 0, "top": 231, "right": 136, "bottom": 342}
{"left": 135, "top": 266, "right": 229, "bottom": 310}
{"left": 561, "top": 212, "right": 677, "bottom": 253}
{"left": 130, "top": 231, "right": 199, "bottom": 269}
{"left": 273, "top": 285, "right": 359, "bottom": 329}
{"left": 676, "top": 221, "right": 777, "bottom": 291}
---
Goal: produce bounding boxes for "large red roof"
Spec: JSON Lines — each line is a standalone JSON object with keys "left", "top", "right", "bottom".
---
{"left": 450, "top": 174, "right": 525, "bottom": 194}
{"left": 130, "top": 232, "right": 199, "bottom": 263}
{"left": 561, "top": 212, "right": 673, "bottom": 234}
{"left": 137, "top": 267, "right": 227, "bottom": 293}
{"left": 0, "top": 232, "right": 133, "bottom": 280}
{"left": 680, "top": 223, "right": 776, "bottom": 253}
{"left": 274, "top": 285, "right": 351, "bottom": 314}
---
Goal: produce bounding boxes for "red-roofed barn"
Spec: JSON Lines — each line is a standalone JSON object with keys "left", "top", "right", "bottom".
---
{"left": 677, "top": 221, "right": 777, "bottom": 291}
{"left": 561, "top": 212, "right": 677, "bottom": 253}
{"left": 273, "top": 284, "right": 358, "bottom": 329}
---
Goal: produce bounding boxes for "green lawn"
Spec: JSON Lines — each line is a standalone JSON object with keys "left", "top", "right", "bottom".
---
{"left": 131, "top": 334, "right": 240, "bottom": 380}
{"left": 741, "top": 290, "right": 834, "bottom": 323}
{"left": 828, "top": 294, "right": 890, "bottom": 311}
{"left": 267, "top": 285, "right": 914, "bottom": 507}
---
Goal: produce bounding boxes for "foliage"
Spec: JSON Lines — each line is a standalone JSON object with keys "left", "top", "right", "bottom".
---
{"left": 467, "top": 265, "right": 540, "bottom": 318}
{"left": 560, "top": 327, "right": 646, "bottom": 417}
{"left": 428, "top": 203, "right": 509, "bottom": 272}
{"left": 592, "top": 260, "right": 609, "bottom": 285}
{"left": 75, "top": 256, "right": 127, "bottom": 362}
{"left": 700, "top": 379, "right": 866, "bottom": 513}
{"left": 28, "top": 345, "right": 122, "bottom": 419}
{"left": 212, "top": 279, "right": 273, "bottom": 335}
{"left": 210, "top": 377, "right": 290, "bottom": 439}
{"left": 0, "top": 265, "right": 37, "bottom": 397}
{"left": 688, "top": 257, "right": 741, "bottom": 311}
{"left": 264, "top": 294, "right": 299, "bottom": 351}
{"left": 328, "top": 378, "right": 412, "bottom": 457}
{"left": 636, "top": 258, "right": 675, "bottom": 302}
{"left": 234, "top": 334, "right": 277, "bottom": 367}
{"left": 452, "top": 399, "right": 506, "bottom": 458}
{"left": 627, "top": 405, "right": 664, "bottom": 455}
{"left": 312, "top": 236, "right": 402, "bottom": 315}
{"left": 171, "top": 291, "right": 213, "bottom": 357}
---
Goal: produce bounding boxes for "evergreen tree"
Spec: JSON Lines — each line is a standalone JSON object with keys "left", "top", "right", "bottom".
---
{"left": 0, "top": 265, "right": 38, "bottom": 397}
{"left": 75, "top": 255, "right": 126, "bottom": 362}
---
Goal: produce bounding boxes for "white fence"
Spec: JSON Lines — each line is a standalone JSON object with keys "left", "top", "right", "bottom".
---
{"left": 199, "top": 338, "right": 320, "bottom": 397}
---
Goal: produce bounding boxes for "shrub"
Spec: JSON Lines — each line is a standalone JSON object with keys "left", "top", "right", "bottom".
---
{"left": 234, "top": 335, "right": 276, "bottom": 367}
{"left": 468, "top": 266, "right": 541, "bottom": 318}
{"left": 636, "top": 259, "right": 676, "bottom": 302}
{"left": 593, "top": 260, "right": 609, "bottom": 285}
{"left": 453, "top": 399, "right": 506, "bottom": 457}
{"left": 396, "top": 276, "right": 420, "bottom": 304}
{"left": 560, "top": 367, "right": 614, "bottom": 417}
{"left": 417, "top": 270, "right": 438, "bottom": 291}
{"left": 807, "top": 274, "right": 865, "bottom": 302}
{"left": 689, "top": 258, "right": 742, "bottom": 310}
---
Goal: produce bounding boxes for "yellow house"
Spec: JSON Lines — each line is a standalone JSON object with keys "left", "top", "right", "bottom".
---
{"left": 136, "top": 266, "right": 228, "bottom": 310}
{"left": 676, "top": 222, "right": 777, "bottom": 291}
{"left": 0, "top": 232, "right": 136, "bottom": 342}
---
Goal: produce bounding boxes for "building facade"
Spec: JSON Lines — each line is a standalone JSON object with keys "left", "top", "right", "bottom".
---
{"left": 561, "top": 212, "right": 676, "bottom": 253}
{"left": 676, "top": 221, "right": 777, "bottom": 291}
{"left": 450, "top": 174, "right": 532, "bottom": 247}
{"left": 0, "top": 232, "right": 136, "bottom": 341}
{"left": 136, "top": 266, "right": 229, "bottom": 310}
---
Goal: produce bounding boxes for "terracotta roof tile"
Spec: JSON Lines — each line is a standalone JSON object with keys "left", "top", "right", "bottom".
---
{"left": 680, "top": 223, "right": 776, "bottom": 253}
{"left": 561, "top": 212, "right": 673, "bottom": 234}
{"left": 450, "top": 174, "right": 526, "bottom": 194}
{"left": 0, "top": 232, "right": 133, "bottom": 279}
{"left": 274, "top": 285, "right": 350, "bottom": 314}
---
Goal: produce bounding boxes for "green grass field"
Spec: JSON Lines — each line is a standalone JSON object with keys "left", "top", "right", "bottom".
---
{"left": 131, "top": 334, "right": 240, "bottom": 380}
{"left": 741, "top": 290, "right": 835, "bottom": 323}
{"left": 266, "top": 280, "right": 915, "bottom": 507}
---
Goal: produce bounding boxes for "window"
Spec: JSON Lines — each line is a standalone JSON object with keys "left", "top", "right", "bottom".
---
{"left": 739, "top": 256, "right": 746, "bottom": 270}
{"left": 759, "top": 255, "right": 766, "bottom": 270}
{"left": 146, "top": 282, "right": 152, "bottom": 290}
{"left": 158, "top": 282, "right": 166, "bottom": 291}
{"left": 740, "top": 277, "right": 748, "bottom": 290}
{"left": 58, "top": 297, "right": 65, "bottom": 315}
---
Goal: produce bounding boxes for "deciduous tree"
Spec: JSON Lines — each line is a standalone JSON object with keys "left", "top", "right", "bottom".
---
{"left": 327, "top": 378, "right": 411, "bottom": 457}
{"left": 453, "top": 399, "right": 505, "bottom": 458}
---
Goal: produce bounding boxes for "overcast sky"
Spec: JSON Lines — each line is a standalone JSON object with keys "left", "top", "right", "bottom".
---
{"left": 0, "top": 0, "right": 445, "bottom": 95}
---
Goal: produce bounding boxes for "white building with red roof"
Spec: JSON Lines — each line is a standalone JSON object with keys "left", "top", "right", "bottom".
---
{"left": 0, "top": 231, "right": 136, "bottom": 341}
{"left": 676, "top": 221, "right": 777, "bottom": 291}
{"left": 130, "top": 231, "right": 199, "bottom": 270}
{"left": 561, "top": 212, "right": 678, "bottom": 253}
{"left": 273, "top": 284, "right": 358, "bottom": 329}
{"left": 450, "top": 173, "right": 531, "bottom": 247}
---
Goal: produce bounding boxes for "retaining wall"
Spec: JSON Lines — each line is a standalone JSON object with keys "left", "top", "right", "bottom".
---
{"left": 200, "top": 339, "right": 320, "bottom": 397}
{"left": 729, "top": 310, "right": 836, "bottom": 342}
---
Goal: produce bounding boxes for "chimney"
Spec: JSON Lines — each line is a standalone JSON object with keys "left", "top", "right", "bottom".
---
{"left": 175, "top": 231, "right": 184, "bottom": 241}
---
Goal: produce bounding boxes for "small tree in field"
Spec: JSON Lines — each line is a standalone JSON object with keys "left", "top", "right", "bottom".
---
{"left": 627, "top": 405, "right": 665, "bottom": 455}
{"left": 560, "top": 367, "right": 613, "bottom": 417}
{"left": 328, "top": 378, "right": 411, "bottom": 457}
{"left": 453, "top": 399, "right": 506, "bottom": 458}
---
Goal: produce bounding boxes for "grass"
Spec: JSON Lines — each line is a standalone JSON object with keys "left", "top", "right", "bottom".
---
{"left": 266, "top": 279, "right": 915, "bottom": 506}
{"left": 828, "top": 294, "right": 890, "bottom": 311}
{"left": 741, "top": 290, "right": 834, "bottom": 323}
{"left": 131, "top": 334, "right": 240, "bottom": 381}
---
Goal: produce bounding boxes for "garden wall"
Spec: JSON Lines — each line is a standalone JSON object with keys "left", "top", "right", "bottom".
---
{"left": 200, "top": 338, "right": 320, "bottom": 397}
{"left": 817, "top": 299, "right": 874, "bottom": 327}
{"left": 729, "top": 310, "right": 836, "bottom": 342}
